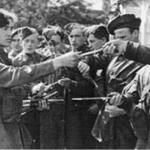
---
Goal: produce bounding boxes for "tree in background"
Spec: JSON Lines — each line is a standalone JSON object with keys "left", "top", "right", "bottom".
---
{"left": 0, "top": 0, "right": 107, "bottom": 29}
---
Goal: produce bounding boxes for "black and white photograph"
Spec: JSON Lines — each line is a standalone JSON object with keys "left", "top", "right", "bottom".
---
{"left": 0, "top": 0, "right": 150, "bottom": 149}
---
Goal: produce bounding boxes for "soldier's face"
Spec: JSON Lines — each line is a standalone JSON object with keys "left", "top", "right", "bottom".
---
{"left": 0, "top": 21, "right": 14, "bottom": 47}
{"left": 69, "top": 29, "right": 85, "bottom": 51}
{"left": 88, "top": 34, "right": 106, "bottom": 50}
{"left": 51, "top": 34, "right": 62, "bottom": 46}
{"left": 11, "top": 34, "right": 22, "bottom": 52}
{"left": 114, "top": 27, "right": 139, "bottom": 42}
{"left": 22, "top": 34, "right": 39, "bottom": 54}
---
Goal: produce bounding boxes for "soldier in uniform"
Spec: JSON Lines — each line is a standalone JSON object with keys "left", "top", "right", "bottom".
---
{"left": 40, "top": 26, "right": 70, "bottom": 149}
{"left": 12, "top": 26, "right": 47, "bottom": 148}
{"left": 0, "top": 9, "right": 80, "bottom": 149}
{"left": 58, "top": 24, "right": 98, "bottom": 149}
{"left": 13, "top": 27, "right": 45, "bottom": 66}
{"left": 78, "top": 14, "right": 144, "bottom": 149}
{"left": 106, "top": 64, "right": 150, "bottom": 149}
{"left": 8, "top": 27, "right": 23, "bottom": 61}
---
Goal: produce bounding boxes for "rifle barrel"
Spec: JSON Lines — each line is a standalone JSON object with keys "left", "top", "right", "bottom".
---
{"left": 43, "top": 91, "right": 58, "bottom": 99}
{"left": 47, "top": 99, "right": 64, "bottom": 102}
{"left": 23, "top": 98, "right": 64, "bottom": 107}
{"left": 81, "top": 48, "right": 103, "bottom": 57}
{"left": 23, "top": 97, "right": 109, "bottom": 107}
{"left": 72, "top": 97, "right": 107, "bottom": 101}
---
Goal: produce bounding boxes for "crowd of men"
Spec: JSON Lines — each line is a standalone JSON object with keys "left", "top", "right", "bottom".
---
{"left": 1, "top": 8, "right": 150, "bottom": 150}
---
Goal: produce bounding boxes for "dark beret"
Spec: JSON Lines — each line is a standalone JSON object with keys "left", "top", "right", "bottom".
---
{"left": 87, "top": 24, "right": 109, "bottom": 41}
{"left": 108, "top": 14, "right": 141, "bottom": 35}
{"left": 21, "top": 27, "right": 38, "bottom": 40}
{"left": 0, "top": 12, "right": 9, "bottom": 28}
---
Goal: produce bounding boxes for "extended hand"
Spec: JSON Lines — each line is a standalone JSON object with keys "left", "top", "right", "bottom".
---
{"left": 102, "top": 39, "right": 128, "bottom": 56}
{"left": 54, "top": 51, "right": 81, "bottom": 68}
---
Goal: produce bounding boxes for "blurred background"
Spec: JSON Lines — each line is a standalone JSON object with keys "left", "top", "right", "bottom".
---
{"left": 1, "top": 0, "right": 150, "bottom": 46}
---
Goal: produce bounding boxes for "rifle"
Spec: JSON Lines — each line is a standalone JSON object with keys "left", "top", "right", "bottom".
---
{"left": 72, "top": 97, "right": 108, "bottom": 101}
{"left": 80, "top": 47, "right": 118, "bottom": 57}
{"left": 23, "top": 95, "right": 109, "bottom": 109}
{"left": 23, "top": 91, "right": 63, "bottom": 106}
{"left": 21, "top": 81, "right": 62, "bottom": 114}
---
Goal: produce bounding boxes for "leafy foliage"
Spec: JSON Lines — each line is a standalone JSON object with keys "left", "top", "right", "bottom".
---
{"left": 0, "top": 0, "right": 106, "bottom": 29}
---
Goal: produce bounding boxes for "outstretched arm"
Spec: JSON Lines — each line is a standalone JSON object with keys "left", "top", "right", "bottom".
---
{"left": 0, "top": 52, "right": 80, "bottom": 88}
{"left": 103, "top": 39, "right": 150, "bottom": 65}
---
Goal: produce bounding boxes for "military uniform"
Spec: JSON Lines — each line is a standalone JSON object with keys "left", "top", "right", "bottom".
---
{"left": 13, "top": 51, "right": 45, "bottom": 148}
{"left": 120, "top": 65, "right": 150, "bottom": 149}
{"left": 124, "top": 41, "right": 150, "bottom": 65}
{"left": 40, "top": 68, "right": 65, "bottom": 149}
{"left": 91, "top": 14, "right": 144, "bottom": 149}
{"left": 41, "top": 43, "right": 97, "bottom": 149}
{"left": 90, "top": 52, "right": 143, "bottom": 148}
{"left": 40, "top": 46, "right": 70, "bottom": 149}
{"left": 13, "top": 51, "right": 44, "bottom": 66}
{"left": 0, "top": 46, "right": 56, "bottom": 149}
{"left": 63, "top": 67, "right": 97, "bottom": 149}
{"left": 62, "top": 45, "right": 98, "bottom": 149}
{"left": 40, "top": 50, "right": 64, "bottom": 149}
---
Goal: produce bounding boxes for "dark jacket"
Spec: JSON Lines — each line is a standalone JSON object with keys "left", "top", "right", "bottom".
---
{"left": 89, "top": 53, "right": 143, "bottom": 93}
{"left": 89, "top": 51, "right": 143, "bottom": 148}
{"left": 64, "top": 44, "right": 95, "bottom": 111}
{"left": 63, "top": 66, "right": 95, "bottom": 110}
{"left": 125, "top": 41, "right": 150, "bottom": 65}
{"left": 13, "top": 51, "right": 44, "bottom": 66}
{"left": 12, "top": 51, "right": 45, "bottom": 127}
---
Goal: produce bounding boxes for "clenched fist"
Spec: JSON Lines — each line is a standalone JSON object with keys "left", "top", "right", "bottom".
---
{"left": 105, "top": 104, "right": 126, "bottom": 118}
{"left": 78, "top": 61, "right": 90, "bottom": 77}
{"left": 53, "top": 51, "right": 81, "bottom": 69}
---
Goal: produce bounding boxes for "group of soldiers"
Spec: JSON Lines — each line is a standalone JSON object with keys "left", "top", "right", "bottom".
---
{"left": 1, "top": 8, "right": 150, "bottom": 150}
